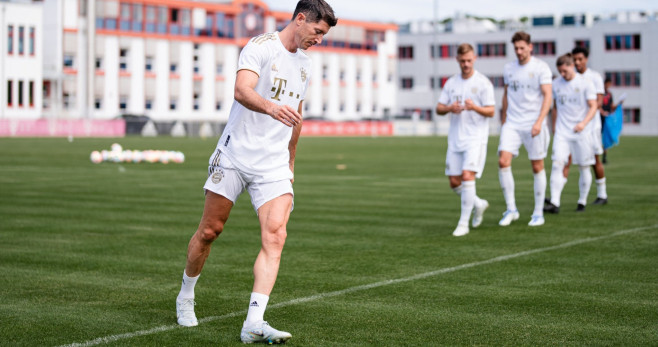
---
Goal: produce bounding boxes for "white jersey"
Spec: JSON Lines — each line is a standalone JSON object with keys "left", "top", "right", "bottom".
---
{"left": 553, "top": 74, "right": 597, "bottom": 140}
{"left": 215, "top": 32, "right": 311, "bottom": 180}
{"left": 438, "top": 70, "right": 495, "bottom": 151}
{"left": 503, "top": 56, "right": 553, "bottom": 130}
{"left": 580, "top": 68, "right": 604, "bottom": 131}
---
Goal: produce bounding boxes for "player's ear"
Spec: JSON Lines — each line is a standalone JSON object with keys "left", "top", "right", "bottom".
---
{"left": 295, "top": 12, "right": 306, "bottom": 26}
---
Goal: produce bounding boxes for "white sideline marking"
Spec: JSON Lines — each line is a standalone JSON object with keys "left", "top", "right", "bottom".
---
{"left": 60, "top": 224, "right": 657, "bottom": 347}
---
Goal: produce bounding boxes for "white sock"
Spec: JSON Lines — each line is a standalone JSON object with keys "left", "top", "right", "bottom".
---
{"left": 596, "top": 177, "right": 607, "bottom": 199}
{"left": 579, "top": 166, "right": 592, "bottom": 205}
{"left": 177, "top": 271, "right": 199, "bottom": 300}
{"left": 533, "top": 170, "right": 546, "bottom": 217}
{"left": 458, "top": 181, "right": 476, "bottom": 227}
{"left": 452, "top": 185, "right": 463, "bottom": 196}
{"left": 549, "top": 162, "right": 566, "bottom": 207}
{"left": 245, "top": 292, "right": 269, "bottom": 324}
{"left": 499, "top": 167, "right": 516, "bottom": 211}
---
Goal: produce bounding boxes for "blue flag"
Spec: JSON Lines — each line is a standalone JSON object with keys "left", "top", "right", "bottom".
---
{"left": 602, "top": 106, "right": 623, "bottom": 150}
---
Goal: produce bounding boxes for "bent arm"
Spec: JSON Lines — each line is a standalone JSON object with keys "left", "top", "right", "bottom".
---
{"left": 234, "top": 69, "right": 301, "bottom": 127}
{"left": 501, "top": 85, "right": 508, "bottom": 124}
{"left": 288, "top": 101, "right": 304, "bottom": 183}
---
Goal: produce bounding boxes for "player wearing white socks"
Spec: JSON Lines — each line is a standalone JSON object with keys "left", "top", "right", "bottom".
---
{"left": 175, "top": 1, "right": 337, "bottom": 344}
{"left": 436, "top": 43, "right": 495, "bottom": 237}
{"left": 498, "top": 32, "right": 553, "bottom": 227}
{"left": 558, "top": 47, "right": 609, "bottom": 205}
{"left": 544, "top": 54, "right": 598, "bottom": 213}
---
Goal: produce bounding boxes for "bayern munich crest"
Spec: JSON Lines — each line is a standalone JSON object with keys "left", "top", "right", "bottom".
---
{"left": 211, "top": 170, "right": 224, "bottom": 184}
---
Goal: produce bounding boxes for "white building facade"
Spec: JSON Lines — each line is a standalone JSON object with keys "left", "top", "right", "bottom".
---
{"left": 0, "top": 1, "right": 43, "bottom": 119}
{"left": 37, "top": 0, "right": 398, "bottom": 123}
{"left": 397, "top": 12, "right": 658, "bottom": 136}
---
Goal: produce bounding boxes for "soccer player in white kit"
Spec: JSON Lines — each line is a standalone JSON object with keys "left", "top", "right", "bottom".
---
{"left": 174, "top": 1, "right": 336, "bottom": 344}
{"left": 558, "top": 47, "right": 609, "bottom": 206}
{"left": 545, "top": 54, "right": 598, "bottom": 212}
{"left": 436, "top": 43, "right": 495, "bottom": 237}
{"left": 498, "top": 32, "right": 553, "bottom": 227}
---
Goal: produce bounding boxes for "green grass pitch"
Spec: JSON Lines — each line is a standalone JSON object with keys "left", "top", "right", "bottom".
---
{"left": 0, "top": 135, "right": 657, "bottom": 346}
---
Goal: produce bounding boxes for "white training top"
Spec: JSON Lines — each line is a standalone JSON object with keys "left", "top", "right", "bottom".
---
{"left": 503, "top": 56, "right": 553, "bottom": 130}
{"left": 438, "top": 70, "right": 496, "bottom": 151}
{"left": 214, "top": 32, "right": 311, "bottom": 180}
{"left": 552, "top": 73, "right": 597, "bottom": 140}
{"left": 579, "top": 68, "right": 604, "bottom": 131}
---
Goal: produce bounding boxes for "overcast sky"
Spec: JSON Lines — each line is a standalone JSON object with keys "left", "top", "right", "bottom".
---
{"left": 266, "top": 0, "right": 657, "bottom": 23}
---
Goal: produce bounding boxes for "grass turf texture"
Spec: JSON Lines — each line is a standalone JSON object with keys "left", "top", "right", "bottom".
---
{"left": 0, "top": 136, "right": 656, "bottom": 346}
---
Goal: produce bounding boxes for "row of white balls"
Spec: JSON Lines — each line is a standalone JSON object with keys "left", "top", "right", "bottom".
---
{"left": 90, "top": 143, "right": 185, "bottom": 164}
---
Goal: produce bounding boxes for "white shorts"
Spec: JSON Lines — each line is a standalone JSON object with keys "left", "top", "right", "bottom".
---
{"left": 498, "top": 123, "right": 550, "bottom": 160}
{"left": 590, "top": 128, "right": 604, "bottom": 155}
{"left": 445, "top": 142, "right": 487, "bottom": 179}
{"left": 203, "top": 153, "right": 294, "bottom": 212}
{"left": 551, "top": 133, "right": 595, "bottom": 166}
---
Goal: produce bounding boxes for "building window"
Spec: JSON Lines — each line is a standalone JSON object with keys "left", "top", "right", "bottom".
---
{"left": 7, "top": 25, "right": 13, "bottom": 54}
{"left": 477, "top": 43, "right": 506, "bottom": 57}
{"left": 145, "top": 5, "right": 156, "bottom": 32}
{"left": 623, "top": 108, "right": 641, "bottom": 124}
{"left": 120, "top": 3, "right": 131, "bottom": 31}
{"left": 193, "top": 56, "right": 200, "bottom": 74}
{"left": 29, "top": 27, "right": 35, "bottom": 55}
{"left": 170, "top": 97, "right": 177, "bottom": 110}
{"left": 95, "top": 57, "right": 103, "bottom": 69}
{"left": 63, "top": 93, "right": 71, "bottom": 109}
{"left": 145, "top": 99, "right": 153, "bottom": 110}
{"left": 574, "top": 39, "right": 590, "bottom": 50}
{"left": 432, "top": 44, "right": 457, "bottom": 59}
{"left": 119, "top": 96, "right": 128, "bottom": 111}
{"left": 64, "top": 55, "right": 74, "bottom": 68}
{"left": 605, "top": 71, "right": 641, "bottom": 87}
{"left": 119, "top": 48, "right": 128, "bottom": 70}
{"left": 215, "top": 101, "right": 222, "bottom": 111}
{"left": 28, "top": 81, "right": 34, "bottom": 107}
{"left": 170, "top": 63, "right": 178, "bottom": 73}
{"left": 132, "top": 3, "right": 143, "bottom": 31}
{"left": 193, "top": 93, "right": 200, "bottom": 110}
{"left": 216, "top": 63, "right": 223, "bottom": 75}
{"left": 532, "top": 41, "right": 555, "bottom": 56}
{"left": 94, "top": 98, "right": 102, "bottom": 109}
{"left": 398, "top": 46, "right": 414, "bottom": 59}
{"left": 18, "top": 26, "right": 24, "bottom": 55}
{"left": 145, "top": 56, "right": 153, "bottom": 71}
{"left": 605, "top": 34, "right": 641, "bottom": 51}
{"left": 489, "top": 76, "right": 505, "bottom": 88}
{"left": 157, "top": 6, "right": 167, "bottom": 33}
{"left": 180, "top": 9, "right": 191, "bottom": 35}
{"left": 322, "top": 65, "right": 327, "bottom": 80}
{"left": 532, "top": 16, "right": 554, "bottom": 26}
{"left": 6, "top": 80, "right": 12, "bottom": 106}
{"left": 401, "top": 77, "right": 413, "bottom": 89}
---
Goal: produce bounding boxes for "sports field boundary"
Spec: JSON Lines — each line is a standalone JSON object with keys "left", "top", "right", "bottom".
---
{"left": 60, "top": 224, "right": 658, "bottom": 347}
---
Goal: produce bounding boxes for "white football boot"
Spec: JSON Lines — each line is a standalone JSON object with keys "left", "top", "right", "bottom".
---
{"left": 241, "top": 321, "right": 292, "bottom": 344}
{"left": 472, "top": 200, "right": 489, "bottom": 228}
{"left": 498, "top": 210, "right": 520, "bottom": 226}
{"left": 176, "top": 298, "right": 198, "bottom": 327}
{"left": 528, "top": 215, "right": 545, "bottom": 227}
{"left": 452, "top": 224, "right": 470, "bottom": 237}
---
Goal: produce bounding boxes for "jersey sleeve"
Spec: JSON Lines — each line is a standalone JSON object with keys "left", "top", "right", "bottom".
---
{"left": 503, "top": 64, "right": 510, "bottom": 86}
{"left": 481, "top": 77, "right": 496, "bottom": 106}
{"left": 539, "top": 60, "right": 553, "bottom": 85}
{"left": 237, "top": 40, "right": 266, "bottom": 76}
{"left": 438, "top": 79, "right": 452, "bottom": 105}
{"left": 592, "top": 72, "right": 605, "bottom": 94}
{"left": 585, "top": 80, "right": 597, "bottom": 101}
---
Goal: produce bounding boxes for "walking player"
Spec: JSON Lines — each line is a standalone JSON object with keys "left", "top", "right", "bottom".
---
{"left": 436, "top": 43, "right": 495, "bottom": 236}
{"left": 174, "top": 1, "right": 336, "bottom": 344}
{"left": 498, "top": 32, "right": 553, "bottom": 227}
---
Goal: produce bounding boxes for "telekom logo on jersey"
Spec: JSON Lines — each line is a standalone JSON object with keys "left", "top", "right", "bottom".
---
{"left": 270, "top": 77, "right": 302, "bottom": 102}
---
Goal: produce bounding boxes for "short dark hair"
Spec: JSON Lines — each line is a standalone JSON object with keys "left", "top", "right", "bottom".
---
{"left": 604, "top": 78, "right": 612, "bottom": 84}
{"left": 457, "top": 43, "right": 474, "bottom": 55}
{"left": 511, "top": 31, "right": 531, "bottom": 44}
{"left": 556, "top": 53, "right": 573, "bottom": 67}
{"left": 571, "top": 46, "right": 589, "bottom": 58}
{"left": 292, "top": 0, "right": 338, "bottom": 27}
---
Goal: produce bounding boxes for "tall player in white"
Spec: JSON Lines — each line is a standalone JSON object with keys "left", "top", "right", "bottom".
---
{"left": 560, "top": 47, "right": 609, "bottom": 206}
{"left": 546, "top": 54, "right": 598, "bottom": 212}
{"left": 174, "top": 1, "right": 336, "bottom": 344}
{"left": 436, "top": 43, "right": 495, "bottom": 237}
{"left": 498, "top": 32, "right": 553, "bottom": 227}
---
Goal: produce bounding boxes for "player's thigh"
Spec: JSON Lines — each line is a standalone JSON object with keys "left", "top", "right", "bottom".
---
{"left": 590, "top": 130, "right": 604, "bottom": 155}
{"left": 551, "top": 135, "right": 571, "bottom": 165}
{"left": 199, "top": 191, "right": 234, "bottom": 229}
{"left": 463, "top": 142, "right": 487, "bottom": 179}
{"left": 498, "top": 125, "right": 522, "bottom": 157}
{"left": 570, "top": 136, "right": 595, "bottom": 166}
{"left": 249, "top": 179, "right": 294, "bottom": 215}
{"left": 523, "top": 124, "right": 549, "bottom": 160}
{"left": 255, "top": 187, "right": 294, "bottom": 235}
{"left": 445, "top": 149, "right": 464, "bottom": 177}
